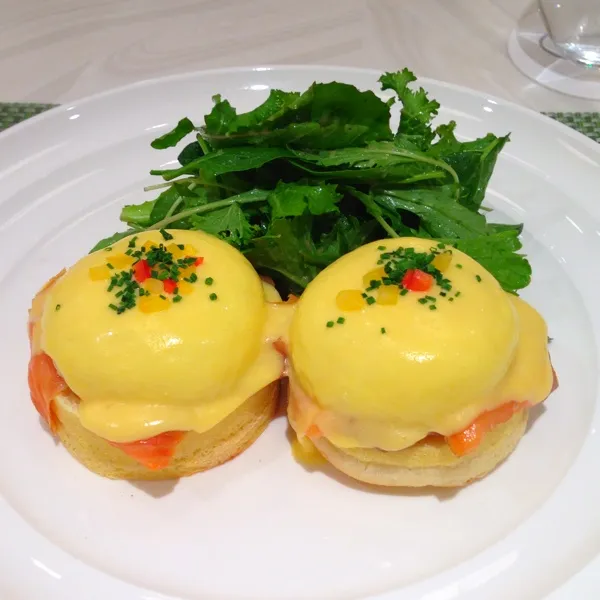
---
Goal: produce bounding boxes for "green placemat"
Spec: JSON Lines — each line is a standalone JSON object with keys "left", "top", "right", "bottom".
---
{"left": 1, "top": 102, "right": 599, "bottom": 143}
{"left": 0, "top": 102, "right": 57, "bottom": 131}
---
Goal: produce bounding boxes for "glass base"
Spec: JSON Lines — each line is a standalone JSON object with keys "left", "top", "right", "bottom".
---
{"left": 541, "top": 35, "right": 600, "bottom": 67}
{"left": 508, "top": 2, "right": 600, "bottom": 100}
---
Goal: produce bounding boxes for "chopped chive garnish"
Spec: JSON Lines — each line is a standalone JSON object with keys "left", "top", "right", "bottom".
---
{"left": 475, "top": 275, "right": 482, "bottom": 282}
{"left": 105, "top": 247, "right": 113, "bottom": 252}
{"left": 177, "top": 244, "right": 185, "bottom": 250}
{"left": 173, "top": 295, "right": 182, "bottom": 303}
{"left": 189, "top": 273, "right": 198, "bottom": 283}
{"left": 456, "top": 264, "right": 463, "bottom": 269}
{"left": 377, "top": 245, "right": 386, "bottom": 251}
{"left": 159, "top": 294, "right": 167, "bottom": 300}
{"left": 337, "top": 317, "right": 345, "bottom": 324}
{"left": 107, "top": 263, "right": 114, "bottom": 270}
{"left": 109, "top": 303, "right": 119, "bottom": 311}
{"left": 429, "top": 304, "right": 437, "bottom": 310}
{"left": 366, "top": 296, "right": 376, "bottom": 305}
{"left": 455, "top": 291, "right": 461, "bottom": 297}
{"left": 381, "top": 327, "right": 386, "bottom": 334}
{"left": 159, "top": 229, "right": 174, "bottom": 241}
{"left": 449, "top": 297, "right": 455, "bottom": 302}
{"left": 128, "top": 237, "right": 138, "bottom": 248}
{"left": 418, "top": 298, "right": 428, "bottom": 304}
{"left": 55, "top": 304, "right": 61, "bottom": 311}
{"left": 209, "top": 293, "right": 218, "bottom": 301}
{"left": 326, "top": 321, "right": 334, "bottom": 328}
{"left": 424, "top": 295, "right": 436, "bottom": 302}
{"left": 400, "top": 288, "right": 409, "bottom": 296}
{"left": 440, "top": 291, "right": 447, "bottom": 297}
{"left": 205, "top": 277, "right": 214, "bottom": 286}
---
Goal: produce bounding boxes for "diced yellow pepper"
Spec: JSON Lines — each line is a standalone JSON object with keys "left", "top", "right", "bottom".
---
{"left": 377, "top": 285, "right": 399, "bottom": 305}
{"left": 178, "top": 281, "right": 194, "bottom": 296}
{"left": 89, "top": 265, "right": 112, "bottom": 281}
{"left": 171, "top": 244, "right": 196, "bottom": 257}
{"left": 336, "top": 289, "right": 365, "bottom": 311}
{"left": 432, "top": 250, "right": 452, "bottom": 272}
{"left": 180, "top": 265, "right": 196, "bottom": 280}
{"left": 139, "top": 296, "right": 170, "bottom": 313}
{"left": 363, "top": 267, "right": 386, "bottom": 288}
{"left": 144, "top": 278, "right": 164, "bottom": 294}
{"left": 167, "top": 243, "right": 184, "bottom": 259}
{"left": 107, "top": 254, "right": 135, "bottom": 269}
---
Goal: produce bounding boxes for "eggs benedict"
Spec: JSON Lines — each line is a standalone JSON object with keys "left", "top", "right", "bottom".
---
{"left": 28, "top": 229, "right": 291, "bottom": 480}
{"left": 288, "top": 238, "right": 557, "bottom": 487}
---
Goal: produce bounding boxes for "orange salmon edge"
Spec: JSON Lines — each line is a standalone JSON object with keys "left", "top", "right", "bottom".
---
{"left": 108, "top": 431, "right": 186, "bottom": 470}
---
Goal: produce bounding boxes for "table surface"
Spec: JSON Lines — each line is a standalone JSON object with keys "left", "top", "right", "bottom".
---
{"left": 2, "top": 0, "right": 600, "bottom": 111}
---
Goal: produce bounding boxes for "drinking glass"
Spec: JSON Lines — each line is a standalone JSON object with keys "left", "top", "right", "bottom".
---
{"left": 539, "top": 0, "right": 600, "bottom": 66}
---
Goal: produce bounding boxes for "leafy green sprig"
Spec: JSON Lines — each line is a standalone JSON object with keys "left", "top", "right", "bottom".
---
{"left": 93, "top": 68, "right": 530, "bottom": 296}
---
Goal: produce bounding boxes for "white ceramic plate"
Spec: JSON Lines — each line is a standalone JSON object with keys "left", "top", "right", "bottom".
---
{"left": 0, "top": 66, "right": 598, "bottom": 600}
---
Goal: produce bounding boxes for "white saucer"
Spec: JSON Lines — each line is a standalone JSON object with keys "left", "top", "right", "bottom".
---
{"left": 508, "top": 3, "right": 600, "bottom": 100}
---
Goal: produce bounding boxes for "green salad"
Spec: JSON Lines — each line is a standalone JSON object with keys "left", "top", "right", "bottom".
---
{"left": 93, "top": 68, "right": 530, "bottom": 296}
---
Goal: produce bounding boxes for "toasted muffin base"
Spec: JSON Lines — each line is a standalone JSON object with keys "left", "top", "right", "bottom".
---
{"left": 309, "top": 410, "right": 528, "bottom": 488}
{"left": 53, "top": 382, "right": 279, "bottom": 480}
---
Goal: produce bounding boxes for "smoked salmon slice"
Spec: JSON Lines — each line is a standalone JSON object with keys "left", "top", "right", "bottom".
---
{"left": 27, "top": 350, "right": 185, "bottom": 469}
{"left": 446, "top": 401, "right": 526, "bottom": 457}
{"left": 446, "top": 365, "right": 558, "bottom": 457}
{"left": 28, "top": 352, "right": 66, "bottom": 433}
{"left": 108, "top": 432, "right": 186, "bottom": 470}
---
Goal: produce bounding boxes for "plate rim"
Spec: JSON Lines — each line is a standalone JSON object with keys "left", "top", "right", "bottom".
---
{"left": 1, "top": 63, "right": 600, "bottom": 158}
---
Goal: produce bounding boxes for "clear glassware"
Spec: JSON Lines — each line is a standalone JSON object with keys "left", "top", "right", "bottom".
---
{"left": 539, "top": 0, "right": 600, "bottom": 66}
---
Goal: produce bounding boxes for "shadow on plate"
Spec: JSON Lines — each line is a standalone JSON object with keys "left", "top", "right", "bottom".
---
{"left": 525, "top": 402, "right": 547, "bottom": 434}
{"left": 129, "top": 479, "right": 180, "bottom": 498}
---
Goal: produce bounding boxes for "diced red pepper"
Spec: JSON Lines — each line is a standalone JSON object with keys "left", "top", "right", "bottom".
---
{"left": 194, "top": 257, "right": 204, "bottom": 267}
{"left": 163, "top": 279, "right": 177, "bottom": 294}
{"left": 402, "top": 269, "right": 434, "bottom": 292}
{"left": 133, "top": 259, "right": 151, "bottom": 283}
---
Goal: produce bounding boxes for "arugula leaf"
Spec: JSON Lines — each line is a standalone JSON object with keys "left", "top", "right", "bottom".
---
{"left": 190, "top": 203, "right": 255, "bottom": 247}
{"left": 245, "top": 217, "right": 321, "bottom": 291}
{"left": 379, "top": 69, "right": 440, "bottom": 149}
{"left": 90, "top": 230, "right": 137, "bottom": 253}
{"left": 202, "top": 83, "right": 393, "bottom": 149}
{"left": 120, "top": 200, "right": 156, "bottom": 227}
{"left": 268, "top": 182, "right": 341, "bottom": 218}
{"left": 205, "top": 90, "right": 301, "bottom": 135}
{"left": 151, "top": 146, "right": 293, "bottom": 181}
{"left": 177, "top": 141, "right": 204, "bottom": 166}
{"left": 293, "top": 142, "right": 458, "bottom": 186}
{"left": 450, "top": 230, "right": 531, "bottom": 293}
{"left": 151, "top": 118, "right": 195, "bottom": 150}
{"left": 375, "top": 187, "right": 489, "bottom": 239}
{"left": 432, "top": 122, "right": 509, "bottom": 211}
{"left": 346, "top": 187, "right": 407, "bottom": 238}
{"left": 246, "top": 214, "right": 381, "bottom": 295}
{"left": 488, "top": 222, "right": 523, "bottom": 235}
{"left": 204, "top": 95, "right": 237, "bottom": 135}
